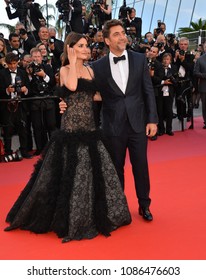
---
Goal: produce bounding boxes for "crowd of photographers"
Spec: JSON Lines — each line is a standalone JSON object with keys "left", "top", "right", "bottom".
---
{"left": 0, "top": 0, "right": 205, "bottom": 162}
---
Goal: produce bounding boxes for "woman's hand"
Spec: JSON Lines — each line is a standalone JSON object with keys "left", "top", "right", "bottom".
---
{"left": 59, "top": 99, "right": 67, "bottom": 114}
{"left": 67, "top": 45, "right": 77, "bottom": 66}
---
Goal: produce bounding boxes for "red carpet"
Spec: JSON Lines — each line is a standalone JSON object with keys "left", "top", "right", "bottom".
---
{"left": 0, "top": 117, "right": 206, "bottom": 260}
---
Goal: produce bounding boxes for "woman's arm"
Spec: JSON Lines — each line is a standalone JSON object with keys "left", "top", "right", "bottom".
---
{"left": 60, "top": 46, "right": 78, "bottom": 91}
{"left": 100, "top": 4, "right": 111, "bottom": 15}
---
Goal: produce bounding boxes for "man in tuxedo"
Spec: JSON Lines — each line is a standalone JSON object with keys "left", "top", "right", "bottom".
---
{"left": 60, "top": 20, "right": 158, "bottom": 221}
{"left": 174, "top": 37, "right": 194, "bottom": 121}
{"left": 92, "top": 19, "right": 157, "bottom": 221}
{"left": 0, "top": 52, "right": 32, "bottom": 158}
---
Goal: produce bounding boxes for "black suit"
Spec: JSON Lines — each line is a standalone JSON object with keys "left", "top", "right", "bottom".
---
{"left": 29, "top": 64, "right": 57, "bottom": 152}
{"left": 0, "top": 67, "right": 30, "bottom": 154}
{"left": 92, "top": 50, "right": 158, "bottom": 208}
{"left": 175, "top": 53, "right": 194, "bottom": 118}
{"left": 158, "top": 64, "right": 178, "bottom": 133}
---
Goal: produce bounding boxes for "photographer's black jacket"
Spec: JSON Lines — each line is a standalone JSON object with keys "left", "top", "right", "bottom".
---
{"left": 5, "top": 3, "right": 45, "bottom": 33}
{"left": 29, "top": 63, "right": 56, "bottom": 111}
{"left": 0, "top": 67, "right": 30, "bottom": 119}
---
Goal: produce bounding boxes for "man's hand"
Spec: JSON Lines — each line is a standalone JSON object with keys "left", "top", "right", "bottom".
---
{"left": 7, "top": 85, "right": 15, "bottom": 94}
{"left": 59, "top": 99, "right": 67, "bottom": 114}
{"left": 146, "top": 123, "right": 157, "bottom": 137}
{"left": 20, "top": 86, "right": 28, "bottom": 94}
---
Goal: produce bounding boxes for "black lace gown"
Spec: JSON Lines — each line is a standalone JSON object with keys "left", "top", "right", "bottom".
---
{"left": 5, "top": 79, "right": 131, "bottom": 242}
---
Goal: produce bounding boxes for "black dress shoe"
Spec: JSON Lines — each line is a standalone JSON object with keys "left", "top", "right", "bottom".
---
{"left": 139, "top": 207, "right": 153, "bottom": 221}
{"left": 166, "top": 131, "right": 174, "bottom": 136}
{"left": 33, "top": 150, "right": 41, "bottom": 156}
{"left": 157, "top": 131, "right": 165, "bottom": 136}
{"left": 21, "top": 152, "right": 33, "bottom": 159}
{"left": 151, "top": 135, "right": 157, "bottom": 141}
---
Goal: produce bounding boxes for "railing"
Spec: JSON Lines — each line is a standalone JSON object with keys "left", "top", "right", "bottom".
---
{"left": 177, "top": 30, "right": 206, "bottom": 50}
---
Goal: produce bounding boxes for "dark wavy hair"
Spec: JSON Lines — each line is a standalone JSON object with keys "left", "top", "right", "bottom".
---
{"left": 62, "top": 32, "right": 87, "bottom": 66}
{"left": 102, "top": 19, "right": 124, "bottom": 39}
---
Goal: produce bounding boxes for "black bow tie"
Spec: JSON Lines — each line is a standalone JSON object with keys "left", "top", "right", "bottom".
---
{"left": 113, "top": 55, "right": 126, "bottom": 64}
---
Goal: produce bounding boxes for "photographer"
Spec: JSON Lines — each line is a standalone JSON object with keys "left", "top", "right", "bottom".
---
{"left": 15, "top": 22, "right": 36, "bottom": 53}
{"left": 146, "top": 45, "right": 165, "bottom": 139}
{"left": 159, "top": 53, "right": 178, "bottom": 136}
{"left": 27, "top": 48, "right": 57, "bottom": 155}
{"left": 0, "top": 52, "right": 32, "bottom": 159}
{"left": 124, "top": 8, "right": 142, "bottom": 42}
{"left": 56, "top": 0, "right": 83, "bottom": 35}
{"left": 165, "top": 33, "right": 179, "bottom": 61}
{"left": 91, "top": 0, "right": 111, "bottom": 29}
{"left": 4, "top": 0, "right": 45, "bottom": 41}
{"left": 174, "top": 37, "right": 194, "bottom": 121}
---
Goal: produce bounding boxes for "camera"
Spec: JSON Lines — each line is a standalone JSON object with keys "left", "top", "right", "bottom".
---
{"left": 19, "top": 28, "right": 27, "bottom": 36}
{"left": 92, "top": 1, "right": 103, "bottom": 15}
{"left": 167, "top": 73, "right": 178, "bottom": 86}
{"left": 179, "top": 49, "right": 185, "bottom": 56}
{"left": 14, "top": 76, "right": 22, "bottom": 95}
{"left": 56, "top": 0, "right": 73, "bottom": 13}
{"left": 10, "top": 76, "right": 23, "bottom": 100}
{"left": 49, "top": 37, "right": 55, "bottom": 44}
{"left": 156, "top": 42, "right": 164, "bottom": 49}
{"left": 56, "top": 0, "right": 73, "bottom": 23}
{"left": 35, "top": 80, "right": 48, "bottom": 93}
{"left": 148, "top": 60, "right": 155, "bottom": 70}
{"left": 167, "top": 33, "right": 176, "bottom": 44}
{"left": 28, "top": 61, "right": 42, "bottom": 74}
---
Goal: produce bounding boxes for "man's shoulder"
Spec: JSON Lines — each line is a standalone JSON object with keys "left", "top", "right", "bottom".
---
{"left": 91, "top": 56, "right": 108, "bottom": 67}
{"left": 128, "top": 49, "right": 145, "bottom": 60}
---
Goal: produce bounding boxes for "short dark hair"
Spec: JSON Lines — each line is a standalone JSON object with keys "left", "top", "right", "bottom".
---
{"left": 8, "top": 33, "right": 19, "bottom": 41}
{"left": 5, "top": 52, "right": 19, "bottom": 64}
{"left": 102, "top": 19, "right": 124, "bottom": 39}
{"left": 162, "top": 52, "right": 172, "bottom": 60}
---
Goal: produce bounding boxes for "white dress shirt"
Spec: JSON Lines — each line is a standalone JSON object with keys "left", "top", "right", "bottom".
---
{"left": 109, "top": 50, "right": 129, "bottom": 94}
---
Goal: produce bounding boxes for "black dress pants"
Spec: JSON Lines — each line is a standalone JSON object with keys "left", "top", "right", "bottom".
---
{"left": 108, "top": 119, "right": 151, "bottom": 208}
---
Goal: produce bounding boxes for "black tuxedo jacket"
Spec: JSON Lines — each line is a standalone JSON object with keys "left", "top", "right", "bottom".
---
{"left": 92, "top": 50, "right": 158, "bottom": 136}
{"left": 0, "top": 67, "right": 30, "bottom": 121}
{"left": 162, "top": 64, "right": 178, "bottom": 97}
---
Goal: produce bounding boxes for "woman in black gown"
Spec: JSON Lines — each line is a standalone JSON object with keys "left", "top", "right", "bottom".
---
{"left": 4, "top": 32, "right": 131, "bottom": 243}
